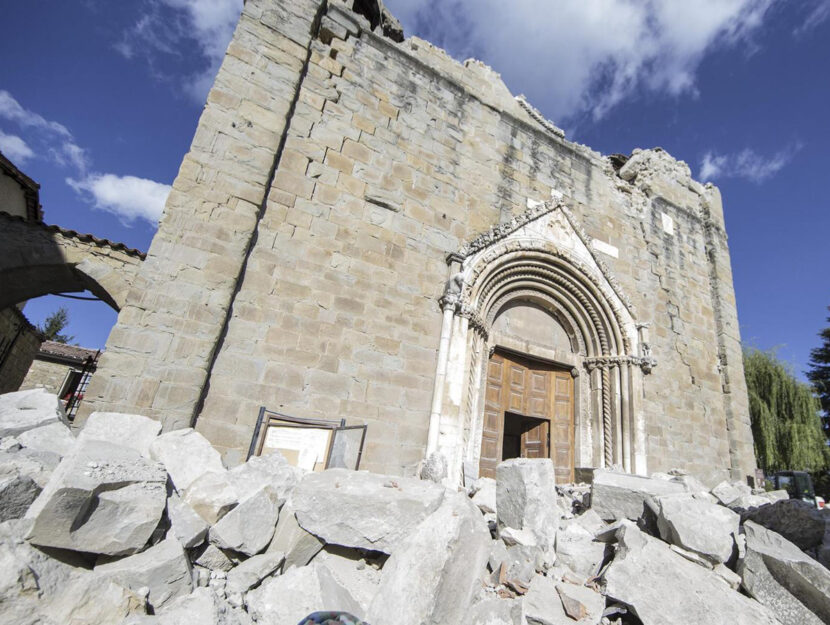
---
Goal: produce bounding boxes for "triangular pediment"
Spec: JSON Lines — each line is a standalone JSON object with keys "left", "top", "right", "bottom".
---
{"left": 457, "top": 199, "right": 636, "bottom": 318}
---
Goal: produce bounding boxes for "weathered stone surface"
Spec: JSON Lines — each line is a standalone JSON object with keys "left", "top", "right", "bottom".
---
{"left": 149, "top": 428, "right": 225, "bottom": 491}
{"left": 193, "top": 543, "right": 234, "bottom": 572}
{"left": 555, "top": 581, "right": 604, "bottom": 623}
{"left": 741, "top": 499, "right": 825, "bottom": 551}
{"left": 227, "top": 451, "right": 300, "bottom": 503}
{"left": 210, "top": 486, "right": 280, "bottom": 556}
{"left": 0, "top": 449, "right": 54, "bottom": 488}
{"left": 591, "top": 469, "right": 685, "bottom": 521}
{"left": 0, "top": 518, "right": 91, "bottom": 625}
{"left": 291, "top": 469, "right": 445, "bottom": 554}
{"left": 313, "top": 546, "right": 383, "bottom": 615}
{"left": 266, "top": 501, "right": 325, "bottom": 569}
{"left": 555, "top": 520, "right": 606, "bottom": 578}
{"left": 167, "top": 492, "right": 209, "bottom": 549}
{"left": 522, "top": 574, "right": 571, "bottom": 625}
{"left": 78, "top": 411, "right": 161, "bottom": 456}
{"left": 496, "top": 459, "right": 558, "bottom": 565}
{"left": 16, "top": 422, "right": 75, "bottom": 458}
{"left": 739, "top": 520, "right": 830, "bottom": 625}
{"left": 469, "top": 597, "right": 524, "bottom": 625}
{"left": 95, "top": 537, "right": 192, "bottom": 610}
{"left": 126, "top": 587, "right": 253, "bottom": 625}
{"left": 367, "top": 492, "right": 491, "bottom": 625}
{"left": 0, "top": 467, "right": 41, "bottom": 521}
{"left": 26, "top": 439, "right": 167, "bottom": 555}
{"left": 246, "top": 562, "right": 362, "bottom": 625}
{"left": 183, "top": 470, "right": 239, "bottom": 525}
{"left": 603, "top": 523, "right": 780, "bottom": 624}
{"left": 0, "top": 389, "right": 66, "bottom": 438}
{"left": 472, "top": 476, "right": 497, "bottom": 514}
{"left": 711, "top": 481, "right": 752, "bottom": 507}
{"left": 38, "top": 576, "right": 147, "bottom": 625}
{"left": 651, "top": 493, "right": 739, "bottom": 563}
{"left": 226, "top": 551, "right": 285, "bottom": 595}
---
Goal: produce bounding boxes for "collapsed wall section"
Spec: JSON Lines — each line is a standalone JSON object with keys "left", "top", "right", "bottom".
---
{"left": 84, "top": 0, "right": 756, "bottom": 483}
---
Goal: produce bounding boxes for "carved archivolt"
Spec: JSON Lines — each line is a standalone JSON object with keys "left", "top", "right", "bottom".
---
{"left": 429, "top": 199, "right": 652, "bottom": 482}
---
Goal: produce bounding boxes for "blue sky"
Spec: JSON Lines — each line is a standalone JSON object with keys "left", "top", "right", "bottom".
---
{"left": 1, "top": 0, "right": 829, "bottom": 380}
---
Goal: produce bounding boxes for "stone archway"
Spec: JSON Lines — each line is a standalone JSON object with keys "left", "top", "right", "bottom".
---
{"left": 425, "top": 200, "right": 656, "bottom": 485}
{"left": 0, "top": 212, "right": 145, "bottom": 311}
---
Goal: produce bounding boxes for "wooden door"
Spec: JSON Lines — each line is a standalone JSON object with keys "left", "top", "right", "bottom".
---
{"left": 478, "top": 350, "right": 574, "bottom": 482}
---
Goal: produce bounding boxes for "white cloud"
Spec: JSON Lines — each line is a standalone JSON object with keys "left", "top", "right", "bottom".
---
{"left": 699, "top": 144, "right": 801, "bottom": 183}
{"left": 794, "top": 0, "right": 830, "bottom": 36}
{"left": 386, "top": 0, "right": 777, "bottom": 122}
{"left": 118, "top": 0, "right": 242, "bottom": 102}
{"left": 0, "top": 131, "right": 34, "bottom": 164}
{"left": 0, "top": 90, "right": 88, "bottom": 173}
{"left": 67, "top": 173, "right": 171, "bottom": 225}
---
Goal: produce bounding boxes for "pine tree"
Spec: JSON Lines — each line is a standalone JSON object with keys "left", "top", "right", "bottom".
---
{"left": 37, "top": 307, "right": 74, "bottom": 344}
{"left": 743, "top": 348, "right": 829, "bottom": 473}
{"left": 807, "top": 307, "right": 830, "bottom": 441}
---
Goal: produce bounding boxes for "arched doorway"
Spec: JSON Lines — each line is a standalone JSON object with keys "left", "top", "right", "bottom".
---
{"left": 425, "top": 200, "right": 656, "bottom": 484}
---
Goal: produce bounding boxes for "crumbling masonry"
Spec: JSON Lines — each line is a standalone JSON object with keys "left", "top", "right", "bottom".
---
{"left": 79, "top": 0, "right": 757, "bottom": 485}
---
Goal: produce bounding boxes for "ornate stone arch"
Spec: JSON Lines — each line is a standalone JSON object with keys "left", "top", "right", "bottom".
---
{"left": 425, "top": 200, "right": 655, "bottom": 484}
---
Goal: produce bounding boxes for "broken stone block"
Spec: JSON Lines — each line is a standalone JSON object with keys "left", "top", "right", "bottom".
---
{"left": 0, "top": 517, "right": 91, "bottom": 624}
{"left": 227, "top": 451, "right": 301, "bottom": 503}
{"left": 739, "top": 520, "right": 830, "bottom": 625}
{"left": 650, "top": 493, "right": 739, "bottom": 563}
{"left": 603, "top": 523, "right": 780, "bottom": 624}
{"left": 95, "top": 536, "right": 192, "bottom": 611}
{"left": 591, "top": 469, "right": 685, "bottom": 521}
{"left": 0, "top": 449, "right": 55, "bottom": 488}
{"left": 16, "top": 421, "right": 75, "bottom": 458}
{"left": 500, "top": 526, "right": 538, "bottom": 547}
{"left": 183, "top": 470, "right": 238, "bottom": 525}
{"left": 78, "top": 411, "right": 161, "bottom": 456}
{"left": 226, "top": 551, "right": 285, "bottom": 595}
{"left": 555, "top": 520, "right": 606, "bottom": 578}
{"left": 127, "top": 587, "right": 253, "bottom": 625}
{"left": 266, "top": 501, "right": 325, "bottom": 569}
{"left": 496, "top": 458, "right": 558, "bottom": 566}
{"left": 711, "top": 480, "right": 752, "bottom": 507}
{"left": 193, "top": 543, "right": 234, "bottom": 572}
{"left": 26, "top": 439, "right": 167, "bottom": 555}
{"left": 0, "top": 389, "right": 67, "bottom": 438}
{"left": 312, "top": 546, "right": 384, "bottom": 616}
{"left": 468, "top": 597, "right": 524, "bottom": 625}
{"left": 522, "top": 574, "right": 571, "bottom": 625}
{"left": 0, "top": 467, "right": 41, "bottom": 522}
{"left": 713, "top": 562, "right": 742, "bottom": 590}
{"left": 291, "top": 468, "right": 445, "bottom": 554}
{"left": 210, "top": 486, "right": 280, "bottom": 556}
{"left": 741, "top": 499, "right": 825, "bottom": 551}
{"left": 471, "top": 476, "right": 497, "bottom": 514}
{"left": 246, "top": 562, "right": 362, "bottom": 625}
{"left": 367, "top": 492, "right": 491, "bottom": 625}
{"left": 38, "top": 576, "right": 148, "bottom": 625}
{"left": 149, "top": 428, "right": 225, "bottom": 491}
{"left": 167, "top": 492, "right": 209, "bottom": 549}
{"left": 556, "top": 580, "right": 604, "bottom": 623}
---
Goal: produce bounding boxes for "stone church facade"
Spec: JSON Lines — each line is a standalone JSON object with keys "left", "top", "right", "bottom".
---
{"left": 79, "top": 0, "right": 757, "bottom": 486}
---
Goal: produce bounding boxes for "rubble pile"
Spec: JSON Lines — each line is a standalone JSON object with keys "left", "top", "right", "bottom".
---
{"left": 1, "top": 388, "right": 830, "bottom": 625}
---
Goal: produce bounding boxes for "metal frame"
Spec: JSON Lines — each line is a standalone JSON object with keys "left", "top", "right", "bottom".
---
{"left": 247, "top": 407, "right": 367, "bottom": 470}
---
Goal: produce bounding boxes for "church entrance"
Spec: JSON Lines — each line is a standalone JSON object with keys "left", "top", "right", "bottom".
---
{"left": 479, "top": 350, "right": 574, "bottom": 483}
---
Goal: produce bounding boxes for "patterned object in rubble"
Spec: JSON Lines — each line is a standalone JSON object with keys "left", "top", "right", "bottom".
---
{"left": 298, "top": 612, "right": 369, "bottom": 625}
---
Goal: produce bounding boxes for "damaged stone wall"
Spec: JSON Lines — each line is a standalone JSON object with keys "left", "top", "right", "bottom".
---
{"left": 80, "top": 0, "right": 755, "bottom": 483}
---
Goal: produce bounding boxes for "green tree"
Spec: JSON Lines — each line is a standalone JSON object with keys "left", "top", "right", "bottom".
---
{"left": 743, "top": 348, "right": 829, "bottom": 473}
{"left": 37, "top": 307, "right": 74, "bottom": 344}
{"left": 807, "top": 307, "right": 830, "bottom": 441}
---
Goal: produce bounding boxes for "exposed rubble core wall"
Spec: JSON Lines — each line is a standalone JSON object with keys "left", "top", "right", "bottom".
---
{"left": 84, "top": 0, "right": 756, "bottom": 484}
